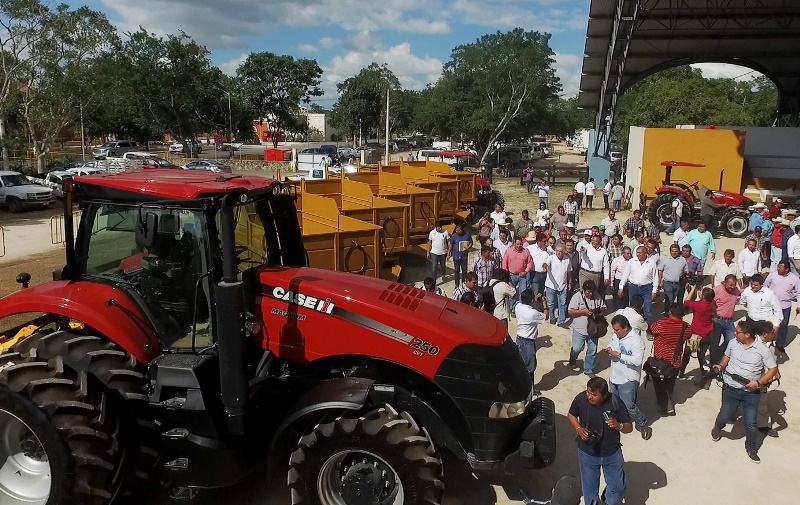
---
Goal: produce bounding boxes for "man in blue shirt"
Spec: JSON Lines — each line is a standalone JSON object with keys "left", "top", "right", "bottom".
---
{"left": 685, "top": 222, "right": 716, "bottom": 267}
{"left": 749, "top": 204, "right": 765, "bottom": 232}
{"left": 450, "top": 224, "right": 473, "bottom": 285}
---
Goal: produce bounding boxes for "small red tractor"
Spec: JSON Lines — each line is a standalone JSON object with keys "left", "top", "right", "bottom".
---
{"left": 646, "top": 161, "right": 753, "bottom": 237}
{"left": 0, "top": 170, "right": 555, "bottom": 504}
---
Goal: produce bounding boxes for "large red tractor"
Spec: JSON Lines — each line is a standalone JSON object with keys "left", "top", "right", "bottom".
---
{"left": 646, "top": 161, "right": 753, "bottom": 237}
{"left": 0, "top": 170, "right": 555, "bottom": 504}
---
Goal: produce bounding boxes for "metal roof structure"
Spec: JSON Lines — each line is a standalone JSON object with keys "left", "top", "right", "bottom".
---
{"left": 579, "top": 0, "right": 800, "bottom": 155}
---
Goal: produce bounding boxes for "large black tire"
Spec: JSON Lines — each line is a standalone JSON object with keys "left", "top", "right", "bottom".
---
{"left": 288, "top": 404, "right": 444, "bottom": 505}
{"left": 7, "top": 197, "right": 23, "bottom": 213}
{"left": 722, "top": 212, "right": 749, "bottom": 238}
{"left": 0, "top": 354, "right": 123, "bottom": 505}
{"left": 647, "top": 194, "right": 676, "bottom": 231}
{"left": 0, "top": 331, "right": 156, "bottom": 504}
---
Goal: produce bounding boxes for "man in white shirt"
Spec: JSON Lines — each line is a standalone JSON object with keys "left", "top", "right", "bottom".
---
{"left": 601, "top": 210, "right": 621, "bottom": 239}
{"left": 515, "top": 290, "right": 548, "bottom": 384}
{"left": 786, "top": 225, "right": 800, "bottom": 275}
{"left": 584, "top": 178, "right": 596, "bottom": 209}
{"left": 709, "top": 248, "right": 742, "bottom": 287}
{"left": 535, "top": 179, "right": 550, "bottom": 208}
{"left": 579, "top": 235, "right": 611, "bottom": 294}
{"left": 427, "top": 221, "right": 451, "bottom": 282}
{"left": 740, "top": 274, "right": 783, "bottom": 328}
{"left": 574, "top": 179, "right": 586, "bottom": 210}
{"left": 673, "top": 220, "right": 689, "bottom": 248}
{"left": 603, "top": 179, "right": 612, "bottom": 210}
{"left": 527, "top": 232, "right": 551, "bottom": 296}
{"left": 544, "top": 244, "right": 572, "bottom": 325}
{"left": 619, "top": 245, "right": 658, "bottom": 323}
{"left": 613, "top": 295, "right": 649, "bottom": 334}
{"left": 490, "top": 203, "right": 507, "bottom": 227}
{"left": 495, "top": 229, "right": 513, "bottom": 259}
{"left": 611, "top": 181, "right": 625, "bottom": 211}
{"left": 576, "top": 229, "right": 592, "bottom": 253}
{"left": 605, "top": 315, "right": 652, "bottom": 439}
{"left": 738, "top": 239, "right": 762, "bottom": 287}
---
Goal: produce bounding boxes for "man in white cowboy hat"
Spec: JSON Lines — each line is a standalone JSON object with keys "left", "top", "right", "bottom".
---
{"left": 750, "top": 202, "right": 767, "bottom": 231}
{"left": 784, "top": 208, "right": 800, "bottom": 230}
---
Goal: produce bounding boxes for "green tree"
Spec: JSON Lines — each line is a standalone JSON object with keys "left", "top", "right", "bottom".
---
{"left": 236, "top": 52, "right": 323, "bottom": 147}
{"left": 613, "top": 66, "right": 778, "bottom": 149}
{"left": 330, "top": 63, "right": 401, "bottom": 143}
{"left": 427, "top": 28, "right": 562, "bottom": 162}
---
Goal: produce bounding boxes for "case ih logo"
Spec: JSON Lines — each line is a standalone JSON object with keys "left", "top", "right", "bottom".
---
{"left": 270, "top": 286, "right": 335, "bottom": 314}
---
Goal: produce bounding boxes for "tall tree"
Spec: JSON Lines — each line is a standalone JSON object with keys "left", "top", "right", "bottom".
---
{"left": 236, "top": 52, "right": 323, "bottom": 147}
{"left": 613, "top": 66, "right": 778, "bottom": 148}
{"left": 432, "top": 28, "right": 562, "bottom": 162}
{"left": 330, "top": 63, "right": 401, "bottom": 143}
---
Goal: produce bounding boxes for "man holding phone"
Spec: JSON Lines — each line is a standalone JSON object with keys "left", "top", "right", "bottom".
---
{"left": 568, "top": 377, "right": 633, "bottom": 505}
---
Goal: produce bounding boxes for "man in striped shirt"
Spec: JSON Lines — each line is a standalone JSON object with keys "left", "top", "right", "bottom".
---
{"left": 564, "top": 195, "right": 579, "bottom": 225}
{"left": 649, "top": 306, "right": 690, "bottom": 415}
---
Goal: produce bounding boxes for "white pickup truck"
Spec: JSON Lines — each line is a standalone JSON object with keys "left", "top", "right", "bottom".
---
{"left": 39, "top": 168, "right": 103, "bottom": 198}
{"left": 0, "top": 171, "right": 54, "bottom": 212}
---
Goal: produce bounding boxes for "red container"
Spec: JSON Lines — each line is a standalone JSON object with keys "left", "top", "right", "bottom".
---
{"left": 265, "top": 148, "right": 291, "bottom": 161}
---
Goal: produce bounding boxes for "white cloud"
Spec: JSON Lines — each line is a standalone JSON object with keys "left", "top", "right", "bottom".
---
{"left": 319, "top": 37, "right": 339, "bottom": 49}
{"left": 298, "top": 44, "right": 316, "bottom": 52}
{"left": 554, "top": 52, "right": 582, "bottom": 97}
{"left": 691, "top": 63, "right": 763, "bottom": 81}
{"left": 320, "top": 33, "right": 444, "bottom": 101}
{"left": 219, "top": 53, "right": 248, "bottom": 76}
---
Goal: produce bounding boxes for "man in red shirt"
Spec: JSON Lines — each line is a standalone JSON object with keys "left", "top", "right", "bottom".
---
{"left": 502, "top": 237, "right": 533, "bottom": 313}
{"left": 711, "top": 274, "right": 741, "bottom": 365}
{"left": 770, "top": 217, "right": 786, "bottom": 270}
{"left": 767, "top": 198, "right": 783, "bottom": 219}
{"left": 648, "top": 306, "right": 691, "bottom": 415}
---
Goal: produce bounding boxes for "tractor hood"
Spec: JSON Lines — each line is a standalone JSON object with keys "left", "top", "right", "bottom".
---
{"left": 256, "top": 266, "right": 507, "bottom": 378}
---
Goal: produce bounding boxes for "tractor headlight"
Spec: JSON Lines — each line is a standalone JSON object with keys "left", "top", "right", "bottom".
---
{"left": 488, "top": 386, "right": 536, "bottom": 419}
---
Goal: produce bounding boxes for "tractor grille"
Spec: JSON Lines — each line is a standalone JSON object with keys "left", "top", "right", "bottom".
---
{"left": 378, "top": 282, "right": 425, "bottom": 311}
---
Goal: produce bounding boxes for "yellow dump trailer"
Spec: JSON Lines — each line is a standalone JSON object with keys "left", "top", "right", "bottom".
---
{"left": 234, "top": 193, "right": 383, "bottom": 278}
{"left": 346, "top": 171, "right": 438, "bottom": 238}
{"left": 415, "top": 160, "right": 478, "bottom": 210}
{"left": 383, "top": 165, "right": 460, "bottom": 222}
{"left": 297, "top": 178, "right": 410, "bottom": 256}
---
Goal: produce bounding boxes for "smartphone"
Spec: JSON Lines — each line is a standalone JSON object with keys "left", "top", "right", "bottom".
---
{"left": 602, "top": 411, "right": 611, "bottom": 421}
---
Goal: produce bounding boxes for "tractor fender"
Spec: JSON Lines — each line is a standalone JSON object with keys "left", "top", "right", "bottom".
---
{"left": 0, "top": 280, "right": 160, "bottom": 364}
{"left": 654, "top": 187, "right": 693, "bottom": 204}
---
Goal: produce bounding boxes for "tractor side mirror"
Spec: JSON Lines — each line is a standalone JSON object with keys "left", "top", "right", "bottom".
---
{"left": 135, "top": 212, "right": 159, "bottom": 249}
{"left": 16, "top": 272, "right": 31, "bottom": 289}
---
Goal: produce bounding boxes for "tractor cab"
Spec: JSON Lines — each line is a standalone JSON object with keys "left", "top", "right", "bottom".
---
{"left": 68, "top": 170, "right": 306, "bottom": 351}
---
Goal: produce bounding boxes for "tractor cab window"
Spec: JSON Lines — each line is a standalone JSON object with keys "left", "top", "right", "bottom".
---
{"left": 81, "top": 204, "right": 212, "bottom": 349}
{"left": 232, "top": 195, "right": 307, "bottom": 269}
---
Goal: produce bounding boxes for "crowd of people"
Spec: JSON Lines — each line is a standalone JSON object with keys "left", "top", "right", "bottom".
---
{"left": 422, "top": 181, "right": 791, "bottom": 504}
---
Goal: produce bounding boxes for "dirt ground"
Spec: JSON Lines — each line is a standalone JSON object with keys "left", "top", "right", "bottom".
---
{"left": 1, "top": 146, "right": 797, "bottom": 504}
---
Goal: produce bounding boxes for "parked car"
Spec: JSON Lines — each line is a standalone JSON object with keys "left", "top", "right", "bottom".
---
{"left": 42, "top": 168, "right": 102, "bottom": 197}
{"left": 338, "top": 147, "right": 358, "bottom": 159}
{"left": 92, "top": 140, "right": 140, "bottom": 159}
{"left": 184, "top": 160, "right": 233, "bottom": 173}
{"left": 0, "top": 170, "right": 54, "bottom": 212}
{"left": 169, "top": 140, "right": 204, "bottom": 155}
{"left": 319, "top": 144, "right": 338, "bottom": 157}
{"left": 66, "top": 160, "right": 100, "bottom": 170}
{"left": 300, "top": 148, "right": 326, "bottom": 155}
{"left": 141, "top": 156, "right": 182, "bottom": 170}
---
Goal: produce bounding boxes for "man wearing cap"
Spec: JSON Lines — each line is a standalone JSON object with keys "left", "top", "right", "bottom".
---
{"left": 564, "top": 194, "right": 579, "bottom": 225}
{"left": 577, "top": 229, "right": 592, "bottom": 254}
{"left": 768, "top": 198, "right": 783, "bottom": 219}
{"left": 770, "top": 217, "right": 788, "bottom": 270}
{"left": 750, "top": 203, "right": 767, "bottom": 231}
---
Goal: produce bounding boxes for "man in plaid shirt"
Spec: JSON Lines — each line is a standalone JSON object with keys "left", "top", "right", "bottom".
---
{"left": 564, "top": 195, "right": 579, "bottom": 224}
{"left": 745, "top": 226, "right": 766, "bottom": 260}
{"left": 472, "top": 246, "right": 496, "bottom": 286}
{"left": 607, "top": 234, "right": 625, "bottom": 261}
{"left": 623, "top": 210, "right": 646, "bottom": 234}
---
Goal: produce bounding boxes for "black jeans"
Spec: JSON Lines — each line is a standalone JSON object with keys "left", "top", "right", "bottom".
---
{"left": 603, "top": 194, "right": 609, "bottom": 209}
{"left": 681, "top": 335, "right": 712, "bottom": 376}
{"left": 453, "top": 257, "right": 468, "bottom": 285}
{"left": 652, "top": 374, "right": 678, "bottom": 413}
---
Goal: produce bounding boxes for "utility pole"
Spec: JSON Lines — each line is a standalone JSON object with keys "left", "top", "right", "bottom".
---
{"left": 384, "top": 87, "right": 390, "bottom": 164}
{"left": 80, "top": 100, "right": 86, "bottom": 160}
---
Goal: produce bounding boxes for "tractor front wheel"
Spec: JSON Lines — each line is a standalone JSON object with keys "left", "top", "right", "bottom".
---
{"left": 288, "top": 404, "right": 444, "bottom": 505}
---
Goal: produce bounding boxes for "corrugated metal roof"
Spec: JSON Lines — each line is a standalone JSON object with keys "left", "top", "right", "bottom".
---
{"left": 578, "top": 0, "right": 800, "bottom": 118}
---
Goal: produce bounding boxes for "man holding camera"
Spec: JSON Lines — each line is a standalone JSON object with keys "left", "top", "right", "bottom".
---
{"left": 568, "top": 280, "right": 607, "bottom": 375}
{"left": 568, "top": 377, "right": 632, "bottom": 505}
{"left": 711, "top": 320, "right": 779, "bottom": 463}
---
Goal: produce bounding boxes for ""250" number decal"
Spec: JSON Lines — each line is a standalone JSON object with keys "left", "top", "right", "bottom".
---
{"left": 409, "top": 338, "right": 439, "bottom": 356}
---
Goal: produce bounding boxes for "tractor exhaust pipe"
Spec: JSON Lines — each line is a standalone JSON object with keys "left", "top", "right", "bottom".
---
{"left": 216, "top": 195, "right": 247, "bottom": 435}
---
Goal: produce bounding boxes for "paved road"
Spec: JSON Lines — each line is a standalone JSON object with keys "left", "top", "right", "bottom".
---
{"left": 0, "top": 205, "right": 64, "bottom": 263}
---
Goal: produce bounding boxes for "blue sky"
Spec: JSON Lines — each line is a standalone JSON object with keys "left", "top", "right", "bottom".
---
{"left": 67, "top": 0, "right": 755, "bottom": 106}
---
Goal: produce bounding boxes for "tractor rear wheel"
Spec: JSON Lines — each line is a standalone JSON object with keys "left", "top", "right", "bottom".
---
{"left": 647, "top": 194, "right": 676, "bottom": 231}
{"left": 288, "top": 404, "right": 444, "bottom": 505}
{"left": 0, "top": 355, "right": 124, "bottom": 505}
{"left": 723, "top": 212, "right": 749, "bottom": 238}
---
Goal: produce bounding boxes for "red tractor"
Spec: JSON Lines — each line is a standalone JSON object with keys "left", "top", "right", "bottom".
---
{"left": 646, "top": 161, "right": 753, "bottom": 237}
{"left": 0, "top": 170, "right": 555, "bottom": 504}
